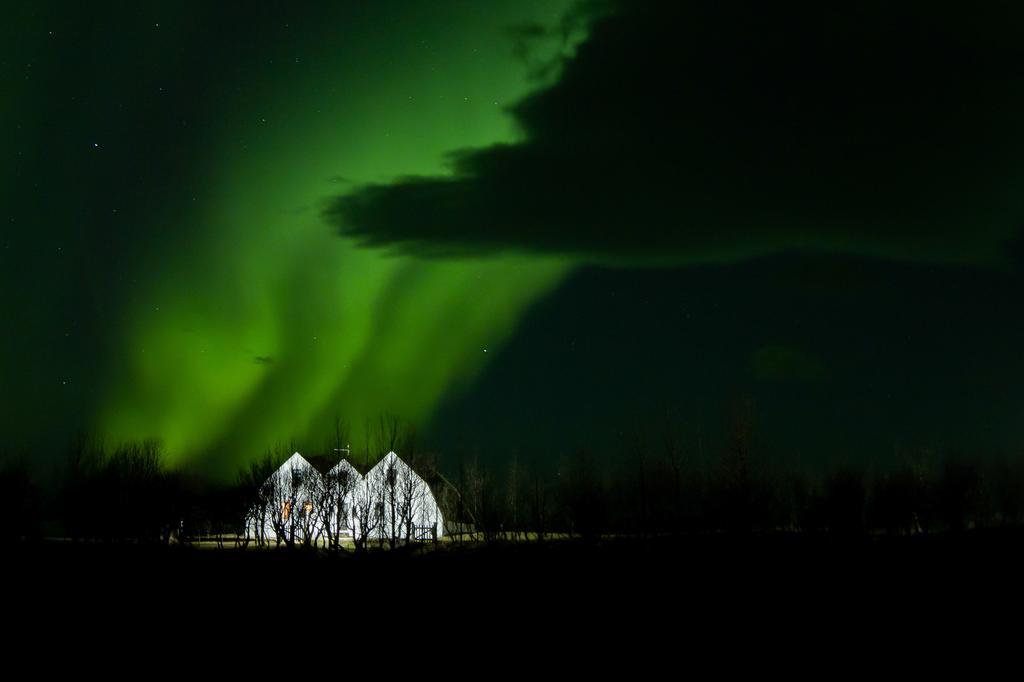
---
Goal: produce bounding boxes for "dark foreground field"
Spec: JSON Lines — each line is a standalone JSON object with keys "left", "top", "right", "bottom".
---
{"left": 5, "top": 535, "right": 1022, "bottom": 660}
{"left": 8, "top": 530, "right": 1024, "bottom": 614}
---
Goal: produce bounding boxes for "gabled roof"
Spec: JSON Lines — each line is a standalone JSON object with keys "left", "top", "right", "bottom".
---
{"left": 279, "top": 452, "right": 314, "bottom": 474}
{"left": 296, "top": 453, "right": 366, "bottom": 477}
{"left": 328, "top": 458, "right": 362, "bottom": 480}
{"left": 260, "top": 452, "right": 319, "bottom": 497}
{"left": 367, "top": 450, "right": 402, "bottom": 474}
{"left": 366, "top": 451, "right": 444, "bottom": 492}
{"left": 364, "top": 451, "right": 425, "bottom": 480}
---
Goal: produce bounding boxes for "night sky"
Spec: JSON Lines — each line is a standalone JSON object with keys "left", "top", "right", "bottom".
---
{"left": 4, "top": 1, "right": 1024, "bottom": 477}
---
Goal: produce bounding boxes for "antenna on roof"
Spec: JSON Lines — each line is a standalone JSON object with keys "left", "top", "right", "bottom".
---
{"left": 333, "top": 444, "right": 351, "bottom": 458}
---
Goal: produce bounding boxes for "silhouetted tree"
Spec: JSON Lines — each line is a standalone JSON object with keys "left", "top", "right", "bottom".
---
{"left": 988, "top": 456, "right": 1024, "bottom": 526}
{"left": 59, "top": 438, "right": 179, "bottom": 542}
{"left": 528, "top": 466, "right": 550, "bottom": 542}
{"left": 506, "top": 454, "right": 524, "bottom": 541}
{"left": 933, "top": 457, "right": 982, "bottom": 532}
{"left": 62, "top": 434, "right": 104, "bottom": 541}
{"left": 238, "top": 454, "right": 279, "bottom": 547}
{"left": 821, "top": 468, "right": 866, "bottom": 536}
{"left": 314, "top": 461, "right": 358, "bottom": 551}
{"left": 559, "top": 449, "right": 607, "bottom": 542}
{"left": 710, "top": 399, "right": 774, "bottom": 532}
{"left": 868, "top": 465, "right": 925, "bottom": 535}
{"left": 350, "top": 461, "right": 383, "bottom": 552}
{"left": 0, "top": 461, "right": 40, "bottom": 541}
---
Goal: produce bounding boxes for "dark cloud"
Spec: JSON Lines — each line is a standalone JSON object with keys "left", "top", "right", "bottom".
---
{"left": 327, "top": 0, "right": 1024, "bottom": 266}
{"left": 506, "top": 0, "right": 599, "bottom": 79}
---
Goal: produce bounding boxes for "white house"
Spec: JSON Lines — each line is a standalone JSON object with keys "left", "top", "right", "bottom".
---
{"left": 246, "top": 450, "right": 442, "bottom": 545}
{"left": 352, "top": 451, "right": 445, "bottom": 542}
{"left": 246, "top": 452, "right": 325, "bottom": 544}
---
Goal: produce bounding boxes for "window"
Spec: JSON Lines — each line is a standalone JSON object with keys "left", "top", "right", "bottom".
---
{"left": 281, "top": 501, "right": 292, "bottom": 520}
{"left": 303, "top": 500, "right": 313, "bottom": 516}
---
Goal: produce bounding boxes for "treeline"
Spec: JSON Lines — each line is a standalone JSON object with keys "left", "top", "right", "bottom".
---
{"left": 61, "top": 438, "right": 182, "bottom": 542}
{"left": 2, "top": 432, "right": 1024, "bottom": 545}
{"left": 0, "top": 438, "right": 246, "bottom": 544}
{"left": 446, "top": 408, "right": 1024, "bottom": 541}
{"left": 449, "top": 448, "right": 1024, "bottom": 543}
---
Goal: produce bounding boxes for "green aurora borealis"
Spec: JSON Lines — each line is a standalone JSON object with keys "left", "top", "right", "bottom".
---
{"left": 5, "top": 2, "right": 578, "bottom": 473}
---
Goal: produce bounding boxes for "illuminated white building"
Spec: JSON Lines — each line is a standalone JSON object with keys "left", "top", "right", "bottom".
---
{"left": 353, "top": 451, "right": 445, "bottom": 541}
{"left": 245, "top": 450, "right": 443, "bottom": 544}
{"left": 245, "top": 452, "right": 326, "bottom": 544}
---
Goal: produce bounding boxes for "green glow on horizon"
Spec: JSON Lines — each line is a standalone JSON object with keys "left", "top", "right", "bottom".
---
{"left": 94, "top": 1, "right": 578, "bottom": 474}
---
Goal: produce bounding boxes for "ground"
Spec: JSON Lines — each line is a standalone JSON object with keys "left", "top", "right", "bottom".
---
{"left": 6, "top": 532, "right": 1016, "bottom": 651}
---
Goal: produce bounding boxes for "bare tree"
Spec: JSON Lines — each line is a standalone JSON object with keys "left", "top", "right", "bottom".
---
{"left": 454, "top": 451, "right": 469, "bottom": 545}
{"left": 0, "top": 459, "right": 40, "bottom": 542}
{"left": 559, "top": 449, "right": 607, "bottom": 542}
{"left": 528, "top": 466, "right": 549, "bottom": 543}
{"left": 659, "top": 408, "right": 689, "bottom": 535}
{"left": 713, "top": 397, "right": 767, "bottom": 533}
{"left": 314, "top": 460, "right": 359, "bottom": 551}
{"left": 239, "top": 455, "right": 279, "bottom": 548}
{"left": 63, "top": 433, "right": 104, "bottom": 542}
{"left": 464, "top": 456, "right": 491, "bottom": 542}
{"left": 506, "top": 454, "right": 523, "bottom": 542}
{"left": 350, "top": 464, "right": 384, "bottom": 552}
{"left": 626, "top": 424, "right": 650, "bottom": 537}
{"left": 395, "top": 458, "right": 422, "bottom": 544}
